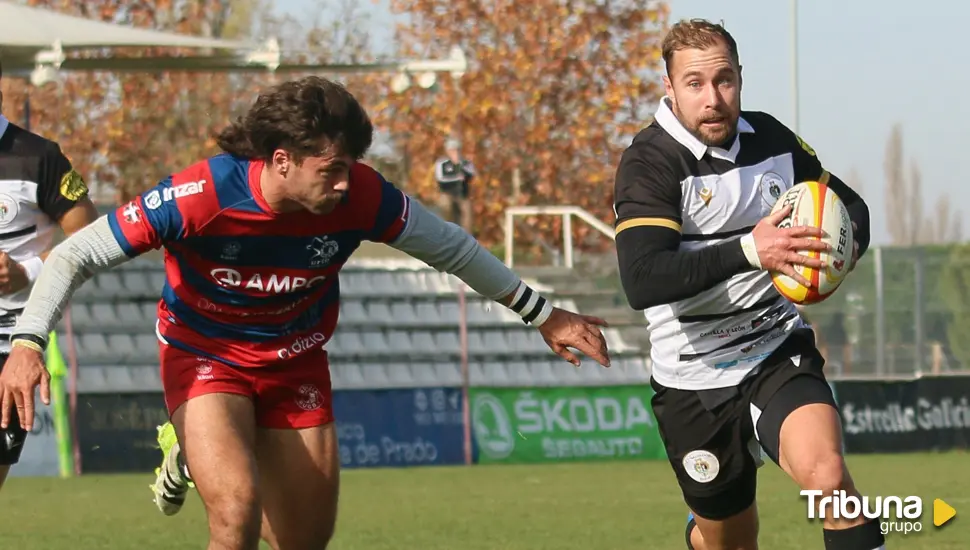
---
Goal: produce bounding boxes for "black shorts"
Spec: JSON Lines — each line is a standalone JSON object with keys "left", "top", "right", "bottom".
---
{"left": 0, "top": 353, "right": 27, "bottom": 466}
{"left": 650, "top": 328, "right": 837, "bottom": 521}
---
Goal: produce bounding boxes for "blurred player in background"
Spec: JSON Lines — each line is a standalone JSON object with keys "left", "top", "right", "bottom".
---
{"left": 0, "top": 59, "right": 100, "bottom": 491}
{"left": 612, "top": 19, "right": 882, "bottom": 550}
{"left": 0, "top": 76, "right": 611, "bottom": 549}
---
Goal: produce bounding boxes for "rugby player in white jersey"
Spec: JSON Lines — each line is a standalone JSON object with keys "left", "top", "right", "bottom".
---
{"left": 0, "top": 60, "right": 100, "bottom": 489}
{"left": 613, "top": 19, "right": 885, "bottom": 550}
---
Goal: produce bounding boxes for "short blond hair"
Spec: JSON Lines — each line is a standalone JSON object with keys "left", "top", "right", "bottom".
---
{"left": 662, "top": 19, "right": 739, "bottom": 73}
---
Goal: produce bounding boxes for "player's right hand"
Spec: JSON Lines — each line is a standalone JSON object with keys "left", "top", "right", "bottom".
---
{"left": 535, "top": 308, "right": 611, "bottom": 368}
{"left": 751, "top": 204, "right": 830, "bottom": 288}
{"left": 0, "top": 344, "right": 50, "bottom": 432}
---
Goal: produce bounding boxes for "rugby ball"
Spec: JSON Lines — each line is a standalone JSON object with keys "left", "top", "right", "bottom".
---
{"left": 768, "top": 181, "right": 853, "bottom": 305}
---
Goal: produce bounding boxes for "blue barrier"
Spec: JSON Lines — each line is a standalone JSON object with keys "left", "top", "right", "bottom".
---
{"left": 333, "top": 387, "right": 468, "bottom": 468}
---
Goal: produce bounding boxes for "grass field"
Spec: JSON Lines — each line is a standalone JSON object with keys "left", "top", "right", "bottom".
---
{"left": 0, "top": 452, "right": 966, "bottom": 549}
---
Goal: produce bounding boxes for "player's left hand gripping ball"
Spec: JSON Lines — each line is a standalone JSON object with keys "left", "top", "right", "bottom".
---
{"left": 537, "top": 308, "right": 611, "bottom": 368}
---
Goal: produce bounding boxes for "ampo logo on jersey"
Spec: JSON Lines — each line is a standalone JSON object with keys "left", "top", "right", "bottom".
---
{"left": 210, "top": 268, "right": 327, "bottom": 294}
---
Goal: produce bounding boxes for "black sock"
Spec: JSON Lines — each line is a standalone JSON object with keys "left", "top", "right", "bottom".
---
{"left": 685, "top": 516, "right": 697, "bottom": 550}
{"left": 823, "top": 519, "right": 885, "bottom": 550}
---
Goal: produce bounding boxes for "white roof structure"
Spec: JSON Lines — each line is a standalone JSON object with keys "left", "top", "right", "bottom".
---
{"left": 0, "top": 1, "right": 253, "bottom": 54}
{"left": 0, "top": 1, "right": 466, "bottom": 86}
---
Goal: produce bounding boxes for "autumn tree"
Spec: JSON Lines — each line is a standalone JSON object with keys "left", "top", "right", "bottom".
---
{"left": 376, "top": 0, "right": 669, "bottom": 250}
{"left": 884, "top": 123, "right": 961, "bottom": 245}
{"left": 2, "top": 0, "right": 385, "bottom": 203}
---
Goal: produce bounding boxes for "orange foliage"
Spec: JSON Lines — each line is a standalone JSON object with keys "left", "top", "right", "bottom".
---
{"left": 375, "top": 0, "right": 670, "bottom": 250}
{"left": 1, "top": 0, "right": 382, "bottom": 204}
{"left": 1, "top": 0, "right": 276, "bottom": 202}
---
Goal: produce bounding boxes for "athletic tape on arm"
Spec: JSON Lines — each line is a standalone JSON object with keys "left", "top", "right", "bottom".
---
{"left": 389, "top": 199, "right": 520, "bottom": 300}
{"left": 13, "top": 216, "right": 129, "bottom": 342}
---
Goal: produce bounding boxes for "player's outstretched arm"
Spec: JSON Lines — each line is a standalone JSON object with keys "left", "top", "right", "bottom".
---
{"left": 387, "top": 199, "right": 611, "bottom": 368}
{"left": 0, "top": 172, "right": 188, "bottom": 430}
{"left": 13, "top": 216, "right": 130, "bottom": 342}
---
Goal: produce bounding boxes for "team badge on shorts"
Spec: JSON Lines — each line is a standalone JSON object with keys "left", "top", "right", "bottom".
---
{"left": 295, "top": 384, "right": 324, "bottom": 411}
{"left": 683, "top": 450, "right": 720, "bottom": 483}
{"left": 759, "top": 172, "right": 786, "bottom": 209}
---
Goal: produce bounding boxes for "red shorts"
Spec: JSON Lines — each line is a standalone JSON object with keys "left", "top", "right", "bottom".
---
{"left": 160, "top": 342, "right": 334, "bottom": 429}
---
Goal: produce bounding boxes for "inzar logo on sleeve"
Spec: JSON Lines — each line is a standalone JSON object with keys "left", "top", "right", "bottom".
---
{"left": 801, "top": 490, "right": 957, "bottom": 535}
{"left": 145, "top": 180, "right": 206, "bottom": 210}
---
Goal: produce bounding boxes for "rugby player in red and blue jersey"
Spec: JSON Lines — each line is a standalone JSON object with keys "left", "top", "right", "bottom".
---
{"left": 0, "top": 77, "right": 611, "bottom": 550}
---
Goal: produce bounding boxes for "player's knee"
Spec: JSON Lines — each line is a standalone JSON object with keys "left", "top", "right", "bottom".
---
{"left": 796, "top": 452, "right": 848, "bottom": 494}
{"left": 206, "top": 489, "right": 262, "bottom": 547}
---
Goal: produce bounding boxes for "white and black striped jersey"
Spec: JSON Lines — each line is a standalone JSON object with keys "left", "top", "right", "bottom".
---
{"left": 613, "top": 98, "right": 834, "bottom": 390}
{"left": 0, "top": 115, "right": 89, "bottom": 352}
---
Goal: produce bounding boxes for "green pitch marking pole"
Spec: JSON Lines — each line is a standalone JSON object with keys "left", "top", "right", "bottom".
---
{"left": 46, "top": 331, "right": 74, "bottom": 478}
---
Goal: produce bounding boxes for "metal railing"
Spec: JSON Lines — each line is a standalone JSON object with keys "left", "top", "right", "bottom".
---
{"left": 503, "top": 206, "right": 614, "bottom": 268}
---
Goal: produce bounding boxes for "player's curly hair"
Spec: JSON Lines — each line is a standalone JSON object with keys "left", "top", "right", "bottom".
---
{"left": 216, "top": 76, "right": 373, "bottom": 162}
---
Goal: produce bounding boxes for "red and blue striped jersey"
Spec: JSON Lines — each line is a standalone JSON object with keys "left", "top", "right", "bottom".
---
{"left": 106, "top": 153, "right": 410, "bottom": 368}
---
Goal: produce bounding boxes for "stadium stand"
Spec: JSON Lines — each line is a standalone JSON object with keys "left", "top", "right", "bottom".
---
{"left": 56, "top": 254, "right": 652, "bottom": 395}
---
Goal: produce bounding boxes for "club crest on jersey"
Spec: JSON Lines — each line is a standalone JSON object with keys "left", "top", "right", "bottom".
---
{"left": 0, "top": 194, "right": 19, "bottom": 227}
{"left": 307, "top": 236, "right": 339, "bottom": 268}
{"left": 759, "top": 172, "right": 786, "bottom": 208}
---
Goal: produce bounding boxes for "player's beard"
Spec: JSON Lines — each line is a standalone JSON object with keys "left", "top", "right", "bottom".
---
{"left": 309, "top": 193, "right": 344, "bottom": 214}
{"left": 690, "top": 113, "right": 738, "bottom": 148}
{"left": 672, "top": 100, "right": 739, "bottom": 148}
